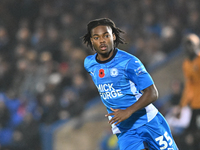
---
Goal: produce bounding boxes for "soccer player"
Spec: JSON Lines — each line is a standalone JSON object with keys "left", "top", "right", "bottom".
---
{"left": 177, "top": 33, "right": 200, "bottom": 149}
{"left": 82, "top": 18, "right": 178, "bottom": 150}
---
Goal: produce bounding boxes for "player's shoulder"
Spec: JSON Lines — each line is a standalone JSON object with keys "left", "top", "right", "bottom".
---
{"left": 116, "top": 49, "right": 140, "bottom": 62}
{"left": 84, "top": 53, "right": 97, "bottom": 71}
{"left": 84, "top": 54, "right": 95, "bottom": 62}
{"left": 117, "top": 49, "right": 145, "bottom": 73}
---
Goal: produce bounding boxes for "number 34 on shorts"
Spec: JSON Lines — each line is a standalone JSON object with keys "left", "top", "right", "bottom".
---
{"left": 155, "top": 131, "right": 174, "bottom": 150}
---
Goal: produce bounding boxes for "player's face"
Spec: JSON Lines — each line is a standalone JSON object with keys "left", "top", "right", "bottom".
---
{"left": 90, "top": 25, "right": 116, "bottom": 59}
{"left": 184, "top": 40, "right": 198, "bottom": 57}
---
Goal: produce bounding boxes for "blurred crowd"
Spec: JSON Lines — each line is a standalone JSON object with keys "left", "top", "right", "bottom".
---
{"left": 0, "top": 0, "right": 200, "bottom": 149}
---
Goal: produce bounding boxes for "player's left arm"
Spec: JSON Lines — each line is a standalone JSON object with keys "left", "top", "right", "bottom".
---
{"left": 106, "top": 84, "right": 158, "bottom": 125}
{"left": 106, "top": 57, "right": 158, "bottom": 125}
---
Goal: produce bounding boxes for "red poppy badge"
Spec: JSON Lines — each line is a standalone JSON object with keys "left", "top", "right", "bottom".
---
{"left": 99, "top": 69, "right": 105, "bottom": 78}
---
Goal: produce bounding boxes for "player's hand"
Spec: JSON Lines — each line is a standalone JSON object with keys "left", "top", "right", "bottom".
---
{"left": 105, "top": 108, "right": 132, "bottom": 125}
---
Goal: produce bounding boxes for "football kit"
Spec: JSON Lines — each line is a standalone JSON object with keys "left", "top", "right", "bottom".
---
{"left": 84, "top": 48, "right": 178, "bottom": 150}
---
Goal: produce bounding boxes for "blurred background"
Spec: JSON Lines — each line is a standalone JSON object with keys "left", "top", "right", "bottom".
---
{"left": 0, "top": 0, "right": 199, "bottom": 150}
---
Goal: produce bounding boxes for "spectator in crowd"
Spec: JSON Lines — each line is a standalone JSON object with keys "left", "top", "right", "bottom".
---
{"left": 11, "top": 112, "right": 40, "bottom": 150}
{"left": 0, "top": 99, "right": 10, "bottom": 128}
{"left": 59, "top": 87, "right": 83, "bottom": 119}
{"left": 164, "top": 79, "right": 192, "bottom": 150}
{"left": 39, "top": 92, "right": 60, "bottom": 125}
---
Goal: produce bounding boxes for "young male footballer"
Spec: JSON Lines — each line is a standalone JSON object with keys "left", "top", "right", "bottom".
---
{"left": 82, "top": 18, "right": 178, "bottom": 150}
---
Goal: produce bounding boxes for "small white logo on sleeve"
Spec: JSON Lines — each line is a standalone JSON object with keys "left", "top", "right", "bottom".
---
{"left": 110, "top": 68, "right": 118, "bottom": 77}
{"left": 90, "top": 72, "right": 94, "bottom": 76}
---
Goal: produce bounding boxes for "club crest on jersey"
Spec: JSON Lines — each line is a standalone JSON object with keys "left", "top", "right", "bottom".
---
{"left": 110, "top": 68, "right": 118, "bottom": 77}
{"left": 99, "top": 69, "right": 105, "bottom": 78}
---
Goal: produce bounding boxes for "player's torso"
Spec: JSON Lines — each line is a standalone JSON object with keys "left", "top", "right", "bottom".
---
{"left": 89, "top": 55, "right": 138, "bottom": 110}
{"left": 84, "top": 49, "right": 158, "bottom": 132}
{"left": 183, "top": 56, "right": 200, "bottom": 84}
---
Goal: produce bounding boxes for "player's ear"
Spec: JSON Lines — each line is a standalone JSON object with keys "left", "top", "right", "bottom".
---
{"left": 90, "top": 38, "right": 94, "bottom": 45}
{"left": 90, "top": 39, "right": 96, "bottom": 51}
{"left": 113, "top": 33, "right": 116, "bottom": 41}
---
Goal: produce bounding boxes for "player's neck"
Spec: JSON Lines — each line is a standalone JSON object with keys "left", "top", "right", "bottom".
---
{"left": 96, "top": 48, "right": 117, "bottom": 63}
{"left": 97, "top": 49, "right": 114, "bottom": 61}
{"left": 188, "top": 53, "right": 197, "bottom": 60}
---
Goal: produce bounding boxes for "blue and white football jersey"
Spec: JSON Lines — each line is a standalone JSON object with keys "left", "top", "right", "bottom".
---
{"left": 84, "top": 48, "right": 158, "bottom": 134}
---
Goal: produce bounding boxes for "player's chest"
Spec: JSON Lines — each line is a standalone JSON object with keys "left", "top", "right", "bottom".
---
{"left": 90, "top": 64, "right": 126, "bottom": 85}
{"left": 184, "top": 59, "right": 200, "bottom": 75}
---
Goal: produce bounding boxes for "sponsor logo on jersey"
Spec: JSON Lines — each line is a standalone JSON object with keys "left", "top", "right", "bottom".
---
{"left": 96, "top": 83, "right": 123, "bottom": 100}
{"left": 134, "top": 66, "right": 147, "bottom": 76}
{"left": 110, "top": 68, "right": 118, "bottom": 77}
{"left": 99, "top": 69, "right": 105, "bottom": 78}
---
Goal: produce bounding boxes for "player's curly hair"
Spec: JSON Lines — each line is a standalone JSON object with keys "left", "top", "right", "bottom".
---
{"left": 82, "top": 18, "right": 126, "bottom": 49}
